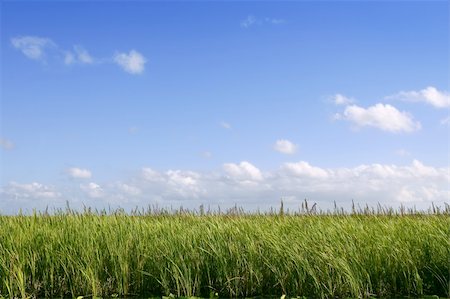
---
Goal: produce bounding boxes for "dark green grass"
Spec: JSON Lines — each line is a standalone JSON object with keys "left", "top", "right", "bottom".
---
{"left": 0, "top": 206, "right": 449, "bottom": 298}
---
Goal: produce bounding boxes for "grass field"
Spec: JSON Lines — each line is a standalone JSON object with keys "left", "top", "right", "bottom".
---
{"left": 0, "top": 204, "right": 449, "bottom": 298}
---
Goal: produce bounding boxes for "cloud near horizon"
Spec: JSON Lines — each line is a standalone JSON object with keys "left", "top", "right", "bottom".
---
{"left": 1, "top": 160, "right": 448, "bottom": 213}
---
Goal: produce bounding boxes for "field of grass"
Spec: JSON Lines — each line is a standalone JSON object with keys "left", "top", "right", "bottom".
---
{"left": 0, "top": 205, "right": 449, "bottom": 298}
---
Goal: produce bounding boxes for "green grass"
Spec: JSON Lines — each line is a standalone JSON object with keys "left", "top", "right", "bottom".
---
{"left": 0, "top": 206, "right": 449, "bottom": 298}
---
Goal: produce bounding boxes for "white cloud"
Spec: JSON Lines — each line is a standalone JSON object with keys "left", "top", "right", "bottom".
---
{"left": 1, "top": 160, "right": 449, "bottom": 212}
{"left": 220, "top": 121, "right": 231, "bottom": 129}
{"left": 223, "top": 161, "right": 263, "bottom": 181}
{"left": 2, "top": 182, "right": 60, "bottom": 199}
{"left": 74, "top": 46, "right": 93, "bottom": 64}
{"left": 12, "top": 35, "right": 147, "bottom": 75}
{"left": 117, "top": 183, "right": 141, "bottom": 196}
{"left": 241, "top": 15, "right": 258, "bottom": 28}
{"left": 274, "top": 139, "right": 297, "bottom": 154}
{"left": 64, "top": 51, "right": 75, "bottom": 65}
{"left": 332, "top": 94, "right": 355, "bottom": 105}
{"left": 264, "top": 18, "right": 286, "bottom": 25}
{"left": 141, "top": 168, "right": 205, "bottom": 198}
{"left": 112, "top": 160, "right": 450, "bottom": 207}
{"left": 166, "top": 170, "right": 205, "bottom": 198}
{"left": 0, "top": 138, "right": 14, "bottom": 150}
{"left": 65, "top": 46, "right": 94, "bottom": 65}
{"left": 385, "top": 86, "right": 450, "bottom": 109}
{"left": 411, "top": 159, "right": 439, "bottom": 177}
{"left": 440, "top": 116, "right": 450, "bottom": 125}
{"left": 142, "top": 168, "right": 164, "bottom": 182}
{"left": 282, "top": 161, "right": 329, "bottom": 179}
{"left": 67, "top": 168, "right": 92, "bottom": 179}
{"left": 80, "top": 182, "right": 104, "bottom": 198}
{"left": 114, "top": 50, "right": 146, "bottom": 74}
{"left": 11, "top": 36, "right": 56, "bottom": 60}
{"left": 241, "top": 15, "right": 286, "bottom": 28}
{"left": 336, "top": 103, "right": 421, "bottom": 133}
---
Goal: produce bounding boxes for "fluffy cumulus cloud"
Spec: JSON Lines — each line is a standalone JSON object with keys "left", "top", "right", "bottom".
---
{"left": 2, "top": 182, "right": 60, "bottom": 200}
{"left": 142, "top": 168, "right": 164, "bottom": 182}
{"left": 11, "top": 36, "right": 56, "bottom": 60}
{"left": 0, "top": 138, "right": 14, "bottom": 150}
{"left": 141, "top": 168, "right": 205, "bottom": 199}
{"left": 166, "top": 170, "right": 205, "bottom": 198}
{"left": 282, "top": 161, "right": 329, "bottom": 179}
{"left": 67, "top": 168, "right": 92, "bottom": 179}
{"left": 335, "top": 103, "right": 421, "bottom": 133}
{"left": 274, "top": 139, "right": 297, "bottom": 154}
{"left": 1, "top": 160, "right": 449, "bottom": 213}
{"left": 114, "top": 50, "right": 146, "bottom": 74}
{"left": 223, "top": 161, "right": 263, "bottom": 181}
{"left": 80, "top": 182, "right": 104, "bottom": 198}
{"left": 117, "top": 183, "right": 141, "bottom": 196}
{"left": 386, "top": 86, "right": 450, "bottom": 109}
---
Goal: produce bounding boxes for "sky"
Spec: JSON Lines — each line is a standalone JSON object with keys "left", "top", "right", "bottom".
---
{"left": 1, "top": 1, "right": 449, "bottom": 214}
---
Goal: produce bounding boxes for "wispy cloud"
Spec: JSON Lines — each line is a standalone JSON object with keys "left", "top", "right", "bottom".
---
{"left": 440, "top": 116, "right": 450, "bottom": 126}
{"left": 385, "top": 86, "right": 450, "bottom": 109}
{"left": 395, "top": 149, "right": 411, "bottom": 157}
{"left": 331, "top": 94, "right": 355, "bottom": 106}
{"left": 114, "top": 50, "right": 146, "bottom": 75}
{"left": 264, "top": 17, "right": 286, "bottom": 25}
{"left": 335, "top": 103, "right": 421, "bottom": 133}
{"left": 11, "top": 36, "right": 56, "bottom": 61}
{"left": 11, "top": 35, "right": 146, "bottom": 75}
{"left": 220, "top": 121, "right": 231, "bottom": 129}
{"left": 240, "top": 15, "right": 286, "bottom": 28}
{"left": 241, "top": 15, "right": 258, "bottom": 28}
{"left": 0, "top": 138, "right": 15, "bottom": 150}
{"left": 202, "top": 151, "right": 212, "bottom": 159}
{"left": 274, "top": 139, "right": 297, "bottom": 155}
{"left": 64, "top": 45, "right": 94, "bottom": 65}
{"left": 129, "top": 126, "right": 139, "bottom": 134}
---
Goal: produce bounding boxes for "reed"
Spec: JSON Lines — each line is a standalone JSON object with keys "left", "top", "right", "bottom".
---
{"left": 0, "top": 203, "right": 449, "bottom": 298}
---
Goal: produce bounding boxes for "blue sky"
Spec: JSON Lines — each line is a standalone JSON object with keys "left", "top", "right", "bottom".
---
{"left": 1, "top": 1, "right": 449, "bottom": 213}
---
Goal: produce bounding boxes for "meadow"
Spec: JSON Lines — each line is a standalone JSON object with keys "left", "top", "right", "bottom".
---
{"left": 0, "top": 204, "right": 449, "bottom": 298}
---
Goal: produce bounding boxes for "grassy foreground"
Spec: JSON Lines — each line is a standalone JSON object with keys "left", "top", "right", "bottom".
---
{"left": 0, "top": 207, "right": 449, "bottom": 298}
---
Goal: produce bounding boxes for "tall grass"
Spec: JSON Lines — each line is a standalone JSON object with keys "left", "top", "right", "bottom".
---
{"left": 0, "top": 204, "right": 449, "bottom": 298}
